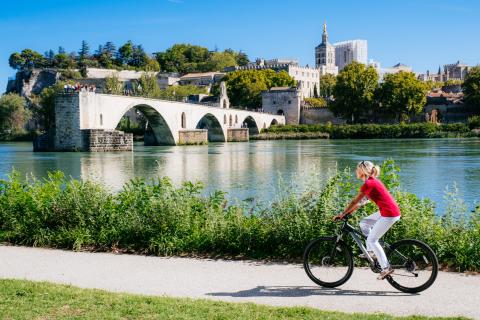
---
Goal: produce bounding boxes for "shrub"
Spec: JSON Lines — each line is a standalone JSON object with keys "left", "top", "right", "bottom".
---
{"left": 264, "top": 123, "right": 472, "bottom": 139}
{"left": 0, "top": 161, "right": 478, "bottom": 271}
{"left": 468, "top": 115, "right": 480, "bottom": 129}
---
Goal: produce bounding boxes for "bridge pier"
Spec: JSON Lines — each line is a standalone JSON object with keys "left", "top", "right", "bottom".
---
{"left": 178, "top": 129, "right": 208, "bottom": 145}
{"left": 227, "top": 128, "right": 249, "bottom": 142}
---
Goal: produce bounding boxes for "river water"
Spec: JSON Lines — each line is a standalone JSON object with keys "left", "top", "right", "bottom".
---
{"left": 1, "top": 138, "right": 479, "bottom": 214}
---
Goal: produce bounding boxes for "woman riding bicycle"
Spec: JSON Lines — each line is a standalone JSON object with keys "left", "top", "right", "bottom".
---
{"left": 334, "top": 161, "right": 401, "bottom": 280}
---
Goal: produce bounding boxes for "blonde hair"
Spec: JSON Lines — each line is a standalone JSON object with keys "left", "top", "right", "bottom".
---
{"left": 357, "top": 161, "right": 380, "bottom": 178}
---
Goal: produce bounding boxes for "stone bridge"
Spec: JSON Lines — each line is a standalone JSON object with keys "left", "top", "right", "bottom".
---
{"left": 51, "top": 92, "right": 285, "bottom": 151}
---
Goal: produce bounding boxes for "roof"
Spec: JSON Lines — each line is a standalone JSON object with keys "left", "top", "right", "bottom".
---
{"left": 180, "top": 72, "right": 225, "bottom": 79}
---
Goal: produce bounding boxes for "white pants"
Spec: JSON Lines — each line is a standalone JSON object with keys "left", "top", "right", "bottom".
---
{"left": 359, "top": 212, "right": 400, "bottom": 269}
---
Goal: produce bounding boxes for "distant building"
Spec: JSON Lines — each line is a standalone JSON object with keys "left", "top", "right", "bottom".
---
{"left": 261, "top": 86, "right": 302, "bottom": 124}
{"left": 157, "top": 73, "right": 180, "bottom": 89}
{"left": 226, "top": 59, "right": 320, "bottom": 98}
{"left": 418, "top": 61, "right": 471, "bottom": 82}
{"left": 178, "top": 72, "right": 225, "bottom": 93}
{"left": 443, "top": 61, "right": 470, "bottom": 81}
{"left": 315, "top": 22, "right": 338, "bottom": 76}
{"left": 333, "top": 40, "right": 368, "bottom": 71}
{"left": 369, "top": 61, "right": 413, "bottom": 81}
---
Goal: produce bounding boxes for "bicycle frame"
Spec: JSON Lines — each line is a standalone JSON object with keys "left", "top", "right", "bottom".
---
{"left": 333, "top": 217, "right": 412, "bottom": 272}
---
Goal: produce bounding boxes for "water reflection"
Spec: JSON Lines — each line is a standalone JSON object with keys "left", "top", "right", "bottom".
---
{"left": 0, "top": 139, "right": 479, "bottom": 213}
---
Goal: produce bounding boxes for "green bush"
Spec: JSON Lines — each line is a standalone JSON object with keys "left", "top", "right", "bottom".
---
{"left": 0, "top": 161, "right": 478, "bottom": 271}
{"left": 468, "top": 115, "right": 480, "bottom": 129}
{"left": 264, "top": 123, "right": 474, "bottom": 139}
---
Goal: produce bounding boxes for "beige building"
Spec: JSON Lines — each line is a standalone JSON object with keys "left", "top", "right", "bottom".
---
{"left": 179, "top": 72, "right": 226, "bottom": 92}
{"left": 315, "top": 22, "right": 338, "bottom": 76}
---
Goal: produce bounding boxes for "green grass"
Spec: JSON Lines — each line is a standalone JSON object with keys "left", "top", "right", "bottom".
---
{"left": 0, "top": 279, "right": 469, "bottom": 320}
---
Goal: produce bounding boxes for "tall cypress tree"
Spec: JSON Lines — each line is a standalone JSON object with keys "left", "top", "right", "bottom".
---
{"left": 78, "top": 40, "right": 90, "bottom": 61}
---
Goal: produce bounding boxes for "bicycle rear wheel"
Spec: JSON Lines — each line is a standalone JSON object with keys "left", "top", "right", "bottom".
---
{"left": 386, "top": 239, "right": 438, "bottom": 293}
{"left": 303, "top": 237, "right": 353, "bottom": 288}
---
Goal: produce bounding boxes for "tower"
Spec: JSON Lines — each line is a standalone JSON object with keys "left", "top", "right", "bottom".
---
{"left": 315, "top": 21, "right": 338, "bottom": 76}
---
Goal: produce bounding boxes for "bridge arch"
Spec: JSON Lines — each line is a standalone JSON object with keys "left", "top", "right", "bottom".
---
{"left": 196, "top": 113, "right": 226, "bottom": 142}
{"left": 242, "top": 116, "right": 259, "bottom": 135}
{"left": 115, "top": 104, "right": 176, "bottom": 145}
{"left": 271, "top": 119, "right": 279, "bottom": 126}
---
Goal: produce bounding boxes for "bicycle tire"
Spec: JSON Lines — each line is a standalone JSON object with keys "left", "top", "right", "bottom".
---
{"left": 386, "top": 239, "right": 438, "bottom": 293}
{"left": 303, "top": 236, "right": 354, "bottom": 288}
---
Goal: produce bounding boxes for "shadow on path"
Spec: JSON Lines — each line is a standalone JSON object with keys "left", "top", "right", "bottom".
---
{"left": 207, "top": 286, "right": 415, "bottom": 298}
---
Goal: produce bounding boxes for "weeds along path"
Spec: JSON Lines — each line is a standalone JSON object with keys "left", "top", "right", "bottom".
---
{"left": 0, "top": 245, "right": 478, "bottom": 319}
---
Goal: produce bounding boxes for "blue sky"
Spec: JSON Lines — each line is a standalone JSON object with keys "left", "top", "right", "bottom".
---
{"left": 1, "top": 0, "right": 479, "bottom": 93}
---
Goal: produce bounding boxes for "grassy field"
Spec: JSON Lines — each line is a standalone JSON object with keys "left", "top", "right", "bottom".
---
{"left": 0, "top": 279, "right": 470, "bottom": 320}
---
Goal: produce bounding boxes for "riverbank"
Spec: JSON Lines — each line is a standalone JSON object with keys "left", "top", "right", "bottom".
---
{"left": 262, "top": 123, "right": 479, "bottom": 139}
{"left": 0, "top": 160, "right": 478, "bottom": 272}
{"left": 251, "top": 131, "right": 329, "bottom": 140}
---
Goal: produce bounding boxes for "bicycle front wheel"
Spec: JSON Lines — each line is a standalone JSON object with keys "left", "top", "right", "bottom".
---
{"left": 386, "top": 239, "right": 438, "bottom": 293}
{"left": 303, "top": 237, "right": 353, "bottom": 288}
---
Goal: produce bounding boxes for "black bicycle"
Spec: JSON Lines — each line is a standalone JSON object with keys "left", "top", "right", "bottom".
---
{"left": 303, "top": 215, "right": 438, "bottom": 293}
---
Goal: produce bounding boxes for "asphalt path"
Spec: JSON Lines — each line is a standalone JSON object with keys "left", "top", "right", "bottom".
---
{"left": 0, "top": 245, "right": 478, "bottom": 319}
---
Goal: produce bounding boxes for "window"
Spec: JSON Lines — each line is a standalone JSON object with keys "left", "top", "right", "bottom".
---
{"left": 229, "top": 114, "right": 232, "bottom": 126}
{"left": 288, "top": 100, "right": 291, "bottom": 104}
{"left": 100, "top": 114, "right": 103, "bottom": 126}
{"left": 181, "top": 112, "right": 186, "bottom": 129}
{"left": 224, "top": 114, "right": 227, "bottom": 124}
{"left": 235, "top": 115, "right": 238, "bottom": 124}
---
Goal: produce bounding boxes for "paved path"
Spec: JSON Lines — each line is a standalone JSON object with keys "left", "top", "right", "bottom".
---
{"left": 0, "top": 245, "right": 478, "bottom": 319}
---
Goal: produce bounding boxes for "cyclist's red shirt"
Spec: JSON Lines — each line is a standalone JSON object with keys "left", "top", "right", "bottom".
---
{"left": 360, "top": 177, "right": 401, "bottom": 217}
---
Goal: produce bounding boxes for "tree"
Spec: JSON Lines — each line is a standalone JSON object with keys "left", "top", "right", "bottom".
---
{"left": 304, "top": 97, "right": 327, "bottom": 108}
{"left": 319, "top": 73, "right": 336, "bottom": 98}
{"left": 330, "top": 62, "right": 378, "bottom": 123}
{"left": 376, "top": 71, "right": 428, "bottom": 122}
{"left": 0, "top": 93, "right": 30, "bottom": 135}
{"left": 236, "top": 51, "right": 249, "bottom": 66}
{"left": 78, "top": 40, "right": 90, "bottom": 61}
{"left": 136, "top": 74, "right": 161, "bottom": 97}
{"left": 9, "top": 49, "right": 47, "bottom": 70}
{"left": 44, "top": 50, "right": 55, "bottom": 66}
{"left": 54, "top": 53, "right": 77, "bottom": 69}
{"left": 105, "top": 75, "right": 124, "bottom": 95}
{"left": 130, "top": 45, "right": 149, "bottom": 68}
{"left": 155, "top": 44, "right": 210, "bottom": 73}
{"left": 463, "top": 66, "right": 480, "bottom": 111}
{"left": 103, "top": 41, "right": 116, "bottom": 57}
{"left": 118, "top": 41, "right": 134, "bottom": 65}
{"left": 202, "top": 51, "right": 236, "bottom": 72}
{"left": 218, "top": 69, "right": 296, "bottom": 109}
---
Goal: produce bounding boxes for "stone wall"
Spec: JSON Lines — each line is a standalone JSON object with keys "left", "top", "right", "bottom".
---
{"left": 178, "top": 129, "right": 208, "bottom": 145}
{"left": 82, "top": 129, "right": 133, "bottom": 151}
{"left": 227, "top": 128, "right": 249, "bottom": 142}
{"left": 300, "top": 107, "right": 345, "bottom": 124}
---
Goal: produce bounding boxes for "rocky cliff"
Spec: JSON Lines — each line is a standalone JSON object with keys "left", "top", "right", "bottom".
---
{"left": 7, "top": 69, "right": 60, "bottom": 97}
